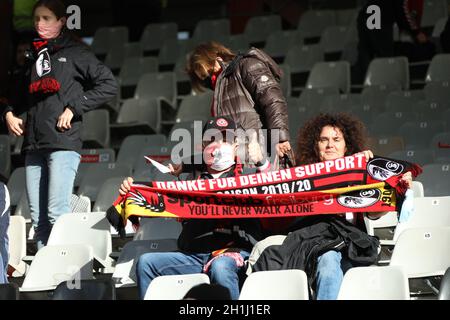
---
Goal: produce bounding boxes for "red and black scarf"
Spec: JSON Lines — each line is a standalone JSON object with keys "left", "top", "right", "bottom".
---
{"left": 29, "top": 39, "right": 61, "bottom": 94}
{"left": 106, "top": 155, "right": 422, "bottom": 236}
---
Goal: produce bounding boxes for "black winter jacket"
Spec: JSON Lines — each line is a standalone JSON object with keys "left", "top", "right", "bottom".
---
{"left": 251, "top": 216, "right": 379, "bottom": 288}
{"left": 3, "top": 33, "right": 117, "bottom": 152}
{"left": 177, "top": 167, "right": 264, "bottom": 253}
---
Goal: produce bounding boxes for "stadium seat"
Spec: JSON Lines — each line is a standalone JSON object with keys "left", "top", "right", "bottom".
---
{"left": 297, "top": 10, "right": 336, "bottom": 42}
{"left": 105, "top": 42, "right": 143, "bottom": 74}
{"left": 112, "top": 239, "right": 179, "bottom": 287}
{"left": 239, "top": 270, "right": 309, "bottom": 300}
{"left": 140, "top": 22, "right": 178, "bottom": 55}
{"left": 221, "top": 34, "right": 250, "bottom": 53}
{"left": 385, "top": 90, "right": 424, "bottom": 113}
{"left": 425, "top": 54, "right": 450, "bottom": 83}
{"left": 306, "top": 61, "right": 351, "bottom": 93}
{"left": 92, "top": 177, "right": 127, "bottom": 212}
{"left": 412, "top": 100, "right": 446, "bottom": 122}
{"left": 144, "top": 273, "right": 210, "bottom": 300}
{"left": 280, "top": 64, "right": 292, "bottom": 98}
{"left": 79, "top": 148, "right": 115, "bottom": 164}
{"left": 134, "top": 72, "right": 177, "bottom": 110}
{"left": 81, "top": 109, "right": 110, "bottom": 148}
{"left": 367, "top": 136, "right": 404, "bottom": 156}
{"left": 91, "top": 26, "right": 129, "bottom": 60}
{"left": 112, "top": 98, "right": 162, "bottom": 134}
{"left": 364, "top": 57, "right": 409, "bottom": 90}
{"left": 6, "top": 167, "right": 25, "bottom": 207}
{"left": 191, "top": 19, "right": 230, "bottom": 43}
{"left": 20, "top": 244, "right": 94, "bottom": 292}
{"left": 133, "top": 217, "right": 182, "bottom": 241}
{"left": 337, "top": 266, "right": 410, "bottom": 300}
{"left": 116, "top": 134, "right": 166, "bottom": 167}
{"left": 0, "top": 283, "right": 19, "bottom": 300}
{"left": 158, "top": 39, "right": 189, "bottom": 70}
{"left": 390, "top": 227, "right": 450, "bottom": 278}
{"left": 412, "top": 181, "right": 425, "bottom": 198}
{"left": 391, "top": 196, "right": 450, "bottom": 243}
{"left": 244, "top": 15, "right": 282, "bottom": 46}
{"left": 47, "top": 212, "right": 113, "bottom": 270}
{"left": 263, "top": 30, "right": 303, "bottom": 61}
{"left": 320, "top": 26, "right": 348, "bottom": 60}
{"left": 78, "top": 163, "right": 132, "bottom": 202}
{"left": 320, "top": 93, "right": 361, "bottom": 113}
{"left": 369, "top": 111, "right": 417, "bottom": 137}
{"left": 298, "top": 87, "right": 339, "bottom": 109}
{"left": 420, "top": 0, "right": 449, "bottom": 29}
{"left": 424, "top": 81, "right": 450, "bottom": 108}
{"left": 438, "top": 267, "right": 450, "bottom": 300}
{"left": 174, "top": 91, "right": 213, "bottom": 123}
{"left": 0, "top": 135, "right": 11, "bottom": 181}
{"left": 397, "top": 121, "right": 445, "bottom": 149}
{"left": 52, "top": 279, "right": 116, "bottom": 300}
{"left": 133, "top": 146, "right": 171, "bottom": 177}
{"left": 7, "top": 216, "right": 27, "bottom": 277}
{"left": 70, "top": 194, "right": 92, "bottom": 213}
{"left": 118, "top": 56, "right": 159, "bottom": 99}
{"left": 430, "top": 132, "right": 450, "bottom": 162}
{"left": 335, "top": 9, "right": 358, "bottom": 26}
{"left": 388, "top": 149, "right": 435, "bottom": 166}
{"left": 284, "top": 44, "right": 324, "bottom": 89}
{"left": 364, "top": 211, "right": 398, "bottom": 238}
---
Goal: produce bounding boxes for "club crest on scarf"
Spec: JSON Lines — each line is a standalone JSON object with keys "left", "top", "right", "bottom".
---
{"left": 127, "top": 190, "right": 166, "bottom": 212}
{"left": 337, "top": 189, "right": 382, "bottom": 209}
{"left": 367, "top": 158, "right": 404, "bottom": 181}
{"left": 36, "top": 48, "right": 51, "bottom": 77}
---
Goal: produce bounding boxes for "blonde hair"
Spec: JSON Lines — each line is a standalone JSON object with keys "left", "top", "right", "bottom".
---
{"left": 186, "top": 41, "right": 236, "bottom": 92}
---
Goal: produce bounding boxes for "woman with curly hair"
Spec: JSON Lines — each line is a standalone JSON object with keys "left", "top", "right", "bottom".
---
{"left": 292, "top": 112, "right": 414, "bottom": 300}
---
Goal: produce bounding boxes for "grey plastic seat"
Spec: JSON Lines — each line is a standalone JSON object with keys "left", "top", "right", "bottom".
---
{"left": 140, "top": 22, "right": 178, "bottom": 55}
{"left": 420, "top": 0, "right": 448, "bottom": 29}
{"left": 320, "top": 93, "right": 361, "bottom": 113}
{"left": 0, "top": 283, "right": 19, "bottom": 300}
{"left": 367, "top": 136, "right": 404, "bottom": 156}
{"left": 412, "top": 100, "right": 447, "bottom": 122}
{"left": 134, "top": 72, "right": 176, "bottom": 110}
{"left": 320, "top": 26, "right": 348, "bottom": 60}
{"left": 168, "top": 120, "right": 205, "bottom": 163}
{"left": 221, "top": 34, "right": 250, "bottom": 53}
{"left": 145, "top": 273, "right": 210, "bottom": 300}
{"left": 430, "top": 131, "right": 450, "bottom": 160}
{"left": 416, "top": 163, "right": 450, "bottom": 196}
{"left": 239, "top": 270, "right": 309, "bottom": 300}
{"left": 112, "top": 98, "right": 162, "bottom": 134}
{"left": 53, "top": 278, "right": 116, "bottom": 300}
{"left": 263, "top": 30, "right": 303, "bottom": 61}
{"left": 337, "top": 266, "right": 409, "bottom": 300}
{"left": 297, "top": 10, "right": 336, "bottom": 41}
{"left": 424, "top": 81, "right": 450, "bottom": 108}
{"left": 370, "top": 111, "right": 418, "bottom": 137}
{"left": 284, "top": 44, "right": 324, "bottom": 74}
{"left": 118, "top": 56, "right": 159, "bottom": 97}
{"left": 6, "top": 167, "right": 25, "bottom": 207}
{"left": 79, "top": 148, "right": 115, "bottom": 164}
{"left": 385, "top": 90, "right": 425, "bottom": 113}
{"left": 105, "top": 42, "right": 143, "bottom": 73}
{"left": 306, "top": 61, "right": 351, "bottom": 93}
{"left": 279, "top": 64, "right": 292, "bottom": 98}
{"left": 134, "top": 217, "right": 182, "bottom": 241}
{"left": 116, "top": 134, "right": 166, "bottom": 167}
{"left": 336, "top": 8, "right": 358, "bottom": 26}
{"left": 192, "top": 19, "right": 230, "bottom": 43}
{"left": 91, "top": 26, "right": 129, "bottom": 58}
{"left": 158, "top": 39, "right": 189, "bottom": 69}
{"left": 388, "top": 149, "right": 435, "bottom": 166}
{"left": 133, "top": 146, "right": 172, "bottom": 177}
{"left": 0, "top": 135, "right": 11, "bottom": 181}
{"left": 360, "top": 84, "right": 403, "bottom": 115}
{"left": 244, "top": 15, "right": 282, "bottom": 45}
{"left": 112, "top": 239, "right": 179, "bottom": 287}
{"left": 299, "top": 87, "right": 340, "bottom": 109}
{"left": 425, "top": 54, "right": 450, "bottom": 83}
{"left": 81, "top": 109, "right": 110, "bottom": 148}
{"left": 175, "top": 91, "right": 213, "bottom": 123}
{"left": 439, "top": 267, "right": 450, "bottom": 300}
{"left": 77, "top": 163, "right": 132, "bottom": 202}
{"left": 47, "top": 212, "right": 113, "bottom": 269}
{"left": 92, "top": 177, "right": 127, "bottom": 212}
{"left": 20, "top": 244, "right": 94, "bottom": 292}
{"left": 397, "top": 120, "right": 446, "bottom": 149}
{"left": 364, "top": 57, "right": 410, "bottom": 90}
{"left": 390, "top": 227, "right": 450, "bottom": 278}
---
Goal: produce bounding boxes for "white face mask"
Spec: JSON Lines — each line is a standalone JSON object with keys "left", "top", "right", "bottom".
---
{"left": 203, "top": 142, "right": 235, "bottom": 171}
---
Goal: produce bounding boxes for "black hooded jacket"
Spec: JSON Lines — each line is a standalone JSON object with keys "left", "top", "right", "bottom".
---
{"left": 2, "top": 32, "right": 118, "bottom": 152}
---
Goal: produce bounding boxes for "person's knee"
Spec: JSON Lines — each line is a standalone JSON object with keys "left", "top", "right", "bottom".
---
{"left": 317, "top": 251, "right": 342, "bottom": 278}
{"left": 209, "top": 256, "right": 238, "bottom": 274}
{"left": 136, "top": 253, "right": 158, "bottom": 276}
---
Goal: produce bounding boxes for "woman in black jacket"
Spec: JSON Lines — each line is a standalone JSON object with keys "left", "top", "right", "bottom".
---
{"left": 3, "top": 0, "right": 117, "bottom": 249}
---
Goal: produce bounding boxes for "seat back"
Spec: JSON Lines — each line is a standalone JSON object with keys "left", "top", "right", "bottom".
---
{"left": 144, "top": 273, "right": 210, "bottom": 300}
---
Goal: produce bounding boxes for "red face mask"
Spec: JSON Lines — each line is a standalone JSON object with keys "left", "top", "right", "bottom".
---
{"left": 36, "top": 19, "right": 64, "bottom": 40}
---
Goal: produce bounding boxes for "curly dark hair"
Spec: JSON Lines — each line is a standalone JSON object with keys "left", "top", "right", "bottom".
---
{"left": 296, "top": 112, "right": 368, "bottom": 165}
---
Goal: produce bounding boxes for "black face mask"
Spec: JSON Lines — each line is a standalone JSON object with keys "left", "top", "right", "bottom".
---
{"left": 201, "top": 75, "right": 214, "bottom": 90}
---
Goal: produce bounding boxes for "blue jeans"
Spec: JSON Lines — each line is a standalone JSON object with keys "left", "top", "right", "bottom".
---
{"left": 136, "top": 250, "right": 250, "bottom": 300}
{"left": 25, "top": 150, "right": 80, "bottom": 249}
{"left": 0, "top": 183, "right": 10, "bottom": 284}
{"left": 315, "top": 251, "right": 353, "bottom": 300}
